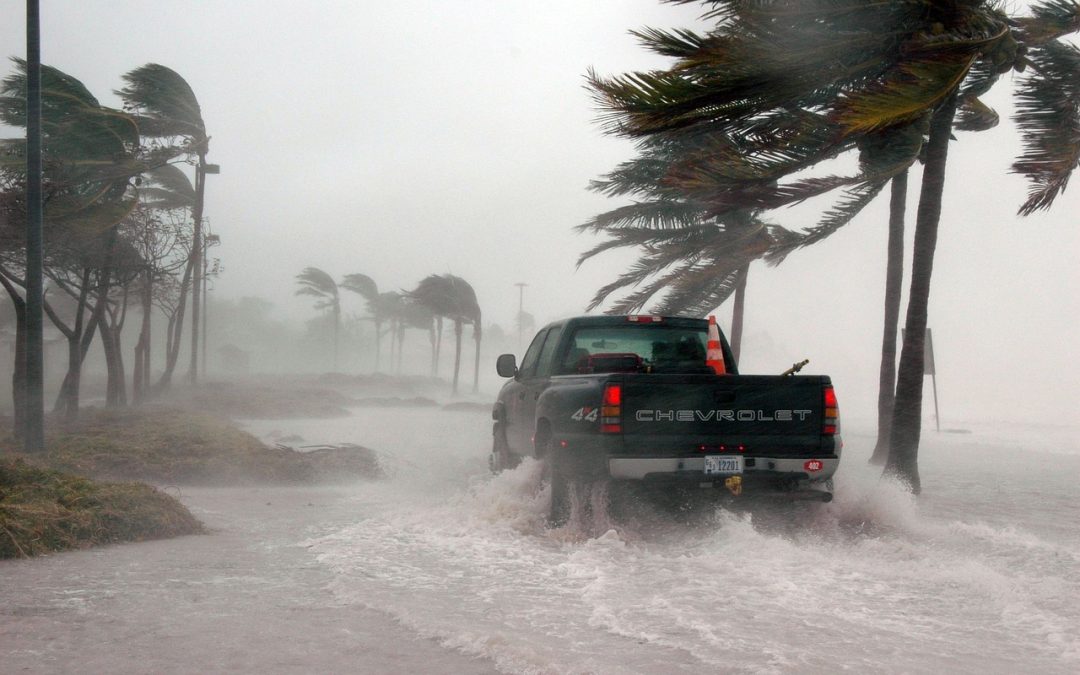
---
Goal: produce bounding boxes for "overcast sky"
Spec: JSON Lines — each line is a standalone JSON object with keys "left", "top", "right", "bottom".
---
{"left": 1, "top": 1, "right": 1077, "bottom": 423}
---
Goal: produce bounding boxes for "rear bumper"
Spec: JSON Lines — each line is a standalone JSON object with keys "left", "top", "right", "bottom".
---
{"left": 607, "top": 455, "right": 838, "bottom": 482}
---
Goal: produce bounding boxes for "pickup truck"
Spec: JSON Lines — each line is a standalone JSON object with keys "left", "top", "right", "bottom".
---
{"left": 491, "top": 315, "right": 841, "bottom": 523}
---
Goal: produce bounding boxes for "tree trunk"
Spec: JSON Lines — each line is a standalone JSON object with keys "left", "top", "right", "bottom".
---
{"left": 434, "top": 317, "right": 444, "bottom": 376}
{"left": 0, "top": 273, "right": 28, "bottom": 438}
{"left": 133, "top": 273, "right": 152, "bottom": 404}
{"left": 156, "top": 254, "right": 195, "bottom": 392}
{"left": 472, "top": 316, "right": 482, "bottom": 394}
{"left": 451, "top": 318, "right": 463, "bottom": 395}
{"left": 332, "top": 303, "right": 340, "bottom": 371}
{"left": 396, "top": 322, "right": 405, "bottom": 375}
{"left": 428, "top": 323, "right": 436, "bottom": 376}
{"left": 374, "top": 318, "right": 382, "bottom": 372}
{"left": 885, "top": 92, "right": 959, "bottom": 493}
{"left": 870, "top": 171, "right": 909, "bottom": 465}
{"left": 730, "top": 264, "right": 749, "bottom": 364}
{"left": 100, "top": 320, "right": 126, "bottom": 407}
{"left": 53, "top": 295, "right": 102, "bottom": 424}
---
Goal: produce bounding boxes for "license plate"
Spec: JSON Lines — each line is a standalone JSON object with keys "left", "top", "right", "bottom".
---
{"left": 704, "top": 455, "right": 743, "bottom": 475}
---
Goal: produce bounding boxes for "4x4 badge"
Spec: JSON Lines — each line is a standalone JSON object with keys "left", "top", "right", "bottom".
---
{"left": 571, "top": 407, "right": 599, "bottom": 422}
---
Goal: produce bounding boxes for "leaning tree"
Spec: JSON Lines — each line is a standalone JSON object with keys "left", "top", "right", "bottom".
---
{"left": 296, "top": 267, "right": 341, "bottom": 369}
{"left": 589, "top": 0, "right": 1080, "bottom": 491}
{"left": 118, "top": 64, "right": 211, "bottom": 384}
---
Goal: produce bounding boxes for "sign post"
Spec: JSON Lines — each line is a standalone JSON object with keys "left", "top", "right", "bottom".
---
{"left": 902, "top": 327, "right": 940, "bottom": 432}
{"left": 926, "top": 328, "right": 940, "bottom": 432}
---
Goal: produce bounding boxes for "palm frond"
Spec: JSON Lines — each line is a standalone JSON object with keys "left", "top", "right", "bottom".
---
{"left": 1011, "top": 40, "right": 1080, "bottom": 214}
{"left": 139, "top": 163, "right": 195, "bottom": 209}
{"left": 340, "top": 273, "right": 379, "bottom": 301}
{"left": 766, "top": 178, "right": 889, "bottom": 264}
{"left": 578, "top": 199, "right": 708, "bottom": 233}
{"left": 1015, "top": 0, "right": 1080, "bottom": 45}
{"left": 116, "top": 64, "right": 206, "bottom": 142}
{"left": 295, "top": 267, "right": 338, "bottom": 300}
{"left": 954, "top": 95, "right": 1000, "bottom": 132}
{"left": 831, "top": 52, "right": 977, "bottom": 134}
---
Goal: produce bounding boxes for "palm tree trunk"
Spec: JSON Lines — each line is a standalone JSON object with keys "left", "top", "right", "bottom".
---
{"left": 870, "top": 171, "right": 908, "bottom": 465}
{"left": 332, "top": 304, "right": 340, "bottom": 371}
{"left": 730, "top": 264, "right": 749, "bottom": 363}
{"left": 452, "top": 318, "right": 463, "bottom": 395}
{"left": 397, "top": 322, "right": 405, "bottom": 375}
{"left": 374, "top": 318, "right": 382, "bottom": 372}
{"left": 885, "top": 92, "right": 960, "bottom": 493}
{"left": 472, "top": 317, "right": 482, "bottom": 394}
{"left": 434, "top": 317, "right": 444, "bottom": 377}
{"left": 429, "top": 323, "right": 436, "bottom": 376}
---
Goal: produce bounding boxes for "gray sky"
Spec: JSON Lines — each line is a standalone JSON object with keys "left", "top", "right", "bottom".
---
{"left": 2, "top": 1, "right": 1077, "bottom": 422}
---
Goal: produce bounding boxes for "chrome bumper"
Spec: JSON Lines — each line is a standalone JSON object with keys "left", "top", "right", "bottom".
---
{"left": 607, "top": 456, "right": 839, "bottom": 481}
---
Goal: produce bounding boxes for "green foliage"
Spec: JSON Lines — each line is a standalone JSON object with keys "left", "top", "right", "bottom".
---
{"left": 295, "top": 266, "right": 339, "bottom": 310}
{"left": 409, "top": 274, "right": 481, "bottom": 324}
{"left": 1012, "top": 39, "right": 1080, "bottom": 214}
{"left": 0, "top": 60, "right": 144, "bottom": 236}
{"left": 116, "top": 63, "right": 206, "bottom": 143}
{"left": 340, "top": 272, "right": 379, "bottom": 302}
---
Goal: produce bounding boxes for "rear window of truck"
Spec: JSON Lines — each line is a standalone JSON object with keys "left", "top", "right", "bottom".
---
{"left": 557, "top": 325, "right": 709, "bottom": 375}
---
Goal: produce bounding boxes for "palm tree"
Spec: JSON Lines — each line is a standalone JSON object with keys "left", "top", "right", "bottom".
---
{"left": 587, "top": 0, "right": 1078, "bottom": 491}
{"left": 295, "top": 267, "right": 340, "bottom": 369}
{"left": 409, "top": 274, "right": 482, "bottom": 394}
{"left": 393, "top": 296, "right": 436, "bottom": 375}
{"left": 134, "top": 164, "right": 196, "bottom": 395}
{"left": 1, "top": 61, "right": 143, "bottom": 425}
{"left": 117, "top": 64, "right": 210, "bottom": 384}
{"left": 340, "top": 273, "right": 385, "bottom": 370}
{"left": 579, "top": 140, "right": 799, "bottom": 360}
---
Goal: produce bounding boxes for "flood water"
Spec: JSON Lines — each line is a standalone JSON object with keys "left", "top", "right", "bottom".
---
{"left": 3, "top": 402, "right": 1076, "bottom": 674}
{"left": 244, "top": 408, "right": 1080, "bottom": 674}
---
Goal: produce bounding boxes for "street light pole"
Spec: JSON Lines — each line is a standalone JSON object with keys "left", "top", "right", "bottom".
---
{"left": 514, "top": 282, "right": 528, "bottom": 349}
{"left": 24, "top": 0, "right": 45, "bottom": 451}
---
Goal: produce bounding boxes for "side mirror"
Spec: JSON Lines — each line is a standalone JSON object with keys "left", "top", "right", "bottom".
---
{"left": 496, "top": 353, "right": 518, "bottom": 378}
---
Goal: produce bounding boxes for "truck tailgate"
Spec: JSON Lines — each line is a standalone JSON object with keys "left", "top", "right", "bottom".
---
{"left": 617, "top": 374, "right": 831, "bottom": 457}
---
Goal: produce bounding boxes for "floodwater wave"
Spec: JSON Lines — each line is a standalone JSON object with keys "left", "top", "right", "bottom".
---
{"left": 248, "top": 408, "right": 1080, "bottom": 674}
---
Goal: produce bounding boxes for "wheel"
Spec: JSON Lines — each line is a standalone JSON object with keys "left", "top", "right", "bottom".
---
{"left": 540, "top": 438, "right": 571, "bottom": 526}
{"left": 490, "top": 423, "right": 518, "bottom": 473}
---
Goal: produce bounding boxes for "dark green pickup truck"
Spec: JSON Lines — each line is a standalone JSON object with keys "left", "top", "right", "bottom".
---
{"left": 491, "top": 315, "right": 841, "bottom": 523}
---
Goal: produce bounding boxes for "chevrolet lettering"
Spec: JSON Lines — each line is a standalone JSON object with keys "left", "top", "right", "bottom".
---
{"left": 491, "top": 315, "right": 842, "bottom": 525}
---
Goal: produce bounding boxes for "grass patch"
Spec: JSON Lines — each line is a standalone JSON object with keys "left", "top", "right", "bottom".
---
{"left": 0, "top": 457, "right": 203, "bottom": 559}
{"left": 38, "top": 406, "right": 314, "bottom": 485}
{"left": 1, "top": 406, "right": 383, "bottom": 486}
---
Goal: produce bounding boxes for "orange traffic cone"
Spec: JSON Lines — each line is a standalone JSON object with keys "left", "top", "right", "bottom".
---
{"left": 706, "top": 315, "right": 726, "bottom": 375}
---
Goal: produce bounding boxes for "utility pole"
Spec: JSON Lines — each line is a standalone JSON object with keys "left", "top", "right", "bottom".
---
{"left": 24, "top": 0, "right": 45, "bottom": 451}
{"left": 188, "top": 159, "right": 218, "bottom": 383}
{"left": 201, "top": 233, "right": 220, "bottom": 379}
{"left": 514, "top": 282, "right": 528, "bottom": 349}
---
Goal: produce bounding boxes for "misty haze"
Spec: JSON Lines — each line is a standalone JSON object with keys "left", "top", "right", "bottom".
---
{"left": 1, "top": 2, "right": 1078, "bottom": 674}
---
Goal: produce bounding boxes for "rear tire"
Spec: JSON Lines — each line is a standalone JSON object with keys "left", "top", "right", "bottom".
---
{"left": 541, "top": 439, "right": 571, "bottom": 526}
{"left": 490, "top": 424, "right": 518, "bottom": 473}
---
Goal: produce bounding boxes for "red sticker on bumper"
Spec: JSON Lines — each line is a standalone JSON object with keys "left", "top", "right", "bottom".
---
{"left": 804, "top": 459, "right": 824, "bottom": 472}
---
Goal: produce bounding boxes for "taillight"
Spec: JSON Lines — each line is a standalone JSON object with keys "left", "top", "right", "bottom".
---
{"left": 823, "top": 385, "right": 839, "bottom": 435}
{"left": 626, "top": 315, "right": 663, "bottom": 323}
{"left": 601, "top": 383, "right": 622, "bottom": 433}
